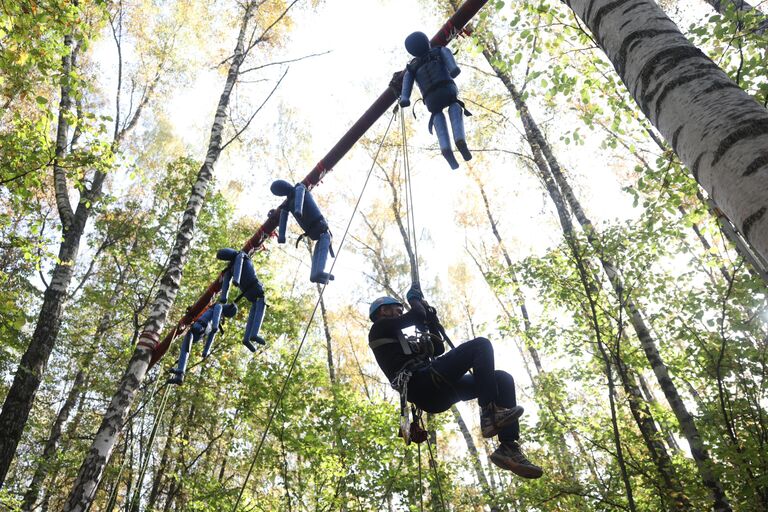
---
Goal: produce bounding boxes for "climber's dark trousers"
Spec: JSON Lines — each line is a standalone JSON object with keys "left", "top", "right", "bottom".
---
{"left": 407, "top": 337, "right": 519, "bottom": 442}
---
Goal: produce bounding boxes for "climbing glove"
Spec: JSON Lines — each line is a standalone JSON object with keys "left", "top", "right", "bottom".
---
{"left": 406, "top": 282, "right": 423, "bottom": 302}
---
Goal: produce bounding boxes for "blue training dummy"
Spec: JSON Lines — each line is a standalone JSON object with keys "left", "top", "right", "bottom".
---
{"left": 167, "top": 302, "right": 238, "bottom": 385}
{"left": 270, "top": 180, "right": 335, "bottom": 284}
{"left": 399, "top": 31, "right": 472, "bottom": 170}
{"left": 216, "top": 248, "right": 267, "bottom": 352}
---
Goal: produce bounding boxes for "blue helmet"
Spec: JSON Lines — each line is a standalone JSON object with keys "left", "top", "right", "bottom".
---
{"left": 369, "top": 296, "right": 402, "bottom": 321}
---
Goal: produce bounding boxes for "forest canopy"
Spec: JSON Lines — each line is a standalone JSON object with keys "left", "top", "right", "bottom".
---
{"left": 1, "top": 0, "right": 767, "bottom": 511}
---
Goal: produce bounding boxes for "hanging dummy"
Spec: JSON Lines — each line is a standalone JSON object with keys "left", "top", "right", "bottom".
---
{"left": 167, "top": 302, "right": 238, "bottom": 385}
{"left": 399, "top": 31, "right": 472, "bottom": 170}
{"left": 270, "top": 180, "right": 335, "bottom": 284}
{"left": 216, "top": 248, "right": 267, "bottom": 352}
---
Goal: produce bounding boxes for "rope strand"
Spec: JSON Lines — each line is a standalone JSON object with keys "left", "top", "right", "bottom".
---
{"left": 231, "top": 109, "right": 399, "bottom": 512}
{"left": 400, "top": 108, "right": 420, "bottom": 284}
{"left": 129, "top": 383, "right": 172, "bottom": 511}
{"left": 426, "top": 434, "right": 448, "bottom": 511}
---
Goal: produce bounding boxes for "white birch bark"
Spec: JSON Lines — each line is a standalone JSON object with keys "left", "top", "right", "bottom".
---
{"left": 62, "top": 4, "right": 259, "bottom": 510}
{"left": 563, "top": 0, "right": 768, "bottom": 273}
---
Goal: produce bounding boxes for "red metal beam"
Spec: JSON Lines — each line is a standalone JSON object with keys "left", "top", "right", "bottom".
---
{"left": 150, "top": 0, "right": 489, "bottom": 368}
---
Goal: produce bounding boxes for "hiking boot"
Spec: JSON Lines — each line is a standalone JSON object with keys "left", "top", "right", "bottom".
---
{"left": 480, "top": 403, "right": 523, "bottom": 438}
{"left": 490, "top": 441, "right": 543, "bottom": 479}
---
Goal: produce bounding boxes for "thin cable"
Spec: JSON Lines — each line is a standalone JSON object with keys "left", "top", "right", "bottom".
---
{"left": 231, "top": 109, "right": 399, "bottom": 512}
{"left": 426, "top": 435, "right": 448, "bottom": 511}
{"left": 375, "top": 453, "right": 407, "bottom": 510}
{"left": 417, "top": 443, "right": 424, "bottom": 512}
{"left": 399, "top": 108, "right": 420, "bottom": 284}
{"left": 129, "top": 383, "right": 172, "bottom": 511}
{"left": 105, "top": 358, "right": 168, "bottom": 512}
{"left": 400, "top": 110, "right": 419, "bottom": 282}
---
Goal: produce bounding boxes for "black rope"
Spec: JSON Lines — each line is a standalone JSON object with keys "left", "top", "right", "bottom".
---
{"left": 426, "top": 434, "right": 448, "bottom": 511}
{"left": 417, "top": 443, "right": 424, "bottom": 512}
{"left": 400, "top": 107, "right": 420, "bottom": 284}
{"left": 375, "top": 454, "right": 407, "bottom": 510}
{"left": 129, "top": 383, "right": 172, "bottom": 511}
{"left": 231, "top": 109, "right": 399, "bottom": 512}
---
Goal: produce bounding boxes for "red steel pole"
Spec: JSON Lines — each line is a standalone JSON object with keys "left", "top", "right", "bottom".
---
{"left": 150, "top": 0, "right": 489, "bottom": 368}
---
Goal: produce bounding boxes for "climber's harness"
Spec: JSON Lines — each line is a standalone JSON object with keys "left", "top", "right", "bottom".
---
{"left": 293, "top": 210, "right": 335, "bottom": 258}
{"left": 370, "top": 306, "right": 451, "bottom": 444}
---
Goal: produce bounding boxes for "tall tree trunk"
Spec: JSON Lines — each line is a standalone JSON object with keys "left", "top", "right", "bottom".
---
{"left": 474, "top": 24, "right": 733, "bottom": 509}
{"left": 307, "top": 237, "right": 336, "bottom": 384}
{"left": 470, "top": 171, "right": 594, "bottom": 484}
{"left": 318, "top": 285, "right": 336, "bottom": 384}
{"left": 595, "top": 334, "right": 638, "bottom": 511}
{"left": 470, "top": 169, "right": 543, "bottom": 373}
{"left": 479, "top": 43, "right": 689, "bottom": 507}
{"left": 20, "top": 369, "right": 85, "bottom": 511}
{"left": 22, "top": 264, "right": 130, "bottom": 510}
{"left": 615, "top": 352, "right": 691, "bottom": 510}
{"left": 0, "top": 3, "right": 155, "bottom": 482}
{"left": 62, "top": 3, "right": 261, "bottom": 510}
{"left": 563, "top": 0, "right": 768, "bottom": 273}
{"left": 0, "top": 32, "right": 80, "bottom": 485}
{"left": 450, "top": 405, "right": 499, "bottom": 507}
{"left": 638, "top": 372, "right": 682, "bottom": 453}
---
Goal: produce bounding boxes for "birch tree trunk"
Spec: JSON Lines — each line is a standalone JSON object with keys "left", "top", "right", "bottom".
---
{"left": 0, "top": 2, "right": 159, "bottom": 482}
{"left": 562, "top": 0, "right": 768, "bottom": 272}
{"left": 0, "top": 34, "right": 112, "bottom": 486}
{"left": 470, "top": 171, "right": 595, "bottom": 483}
{"left": 21, "top": 262, "right": 130, "bottom": 511}
{"left": 20, "top": 369, "right": 85, "bottom": 511}
{"left": 475, "top": 24, "right": 733, "bottom": 510}
{"left": 0, "top": 34, "right": 77, "bottom": 485}
{"left": 475, "top": 41, "right": 690, "bottom": 506}
{"left": 62, "top": 3, "right": 260, "bottom": 510}
{"left": 450, "top": 405, "right": 498, "bottom": 505}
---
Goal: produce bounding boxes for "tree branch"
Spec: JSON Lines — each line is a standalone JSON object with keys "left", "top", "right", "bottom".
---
{"left": 220, "top": 67, "right": 288, "bottom": 151}
{"left": 239, "top": 50, "right": 331, "bottom": 74}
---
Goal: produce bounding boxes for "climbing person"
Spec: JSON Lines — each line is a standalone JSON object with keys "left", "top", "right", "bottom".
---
{"left": 399, "top": 30, "right": 472, "bottom": 170}
{"left": 216, "top": 248, "right": 268, "bottom": 351}
{"left": 270, "top": 180, "right": 335, "bottom": 285}
{"left": 167, "top": 302, "right": 238, "bottom": 385}
{"left": 368, "top": 283, "right": 543, "bottom": 478}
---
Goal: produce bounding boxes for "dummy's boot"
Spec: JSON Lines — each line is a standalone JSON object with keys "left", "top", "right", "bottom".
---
{"left": 449, "top": 102, "right": 472, "bottom": 161}
{"left": 432, "top": 112, "right": 459, "bottom": 170}
{"left": 490, "top": 441, "right": 543, "bottom": 479}
{"left": 243, "top": 298, "right": 266, "bottom": 351}
{"left": 167, "top": 333, "right": 193, "bottom": 385}
{"left": 309, "top": 232, "right": 334, "bottom": 284}
{"left": 480, "top": 402, "right": 523, "bottom": 438}
{"left": 202, "top": 303, "right": 223, "bottom": 358}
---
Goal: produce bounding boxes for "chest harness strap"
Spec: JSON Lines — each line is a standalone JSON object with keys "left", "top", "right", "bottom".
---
{"left": 369, "top": 331, "right": 435, "bottom": 444}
